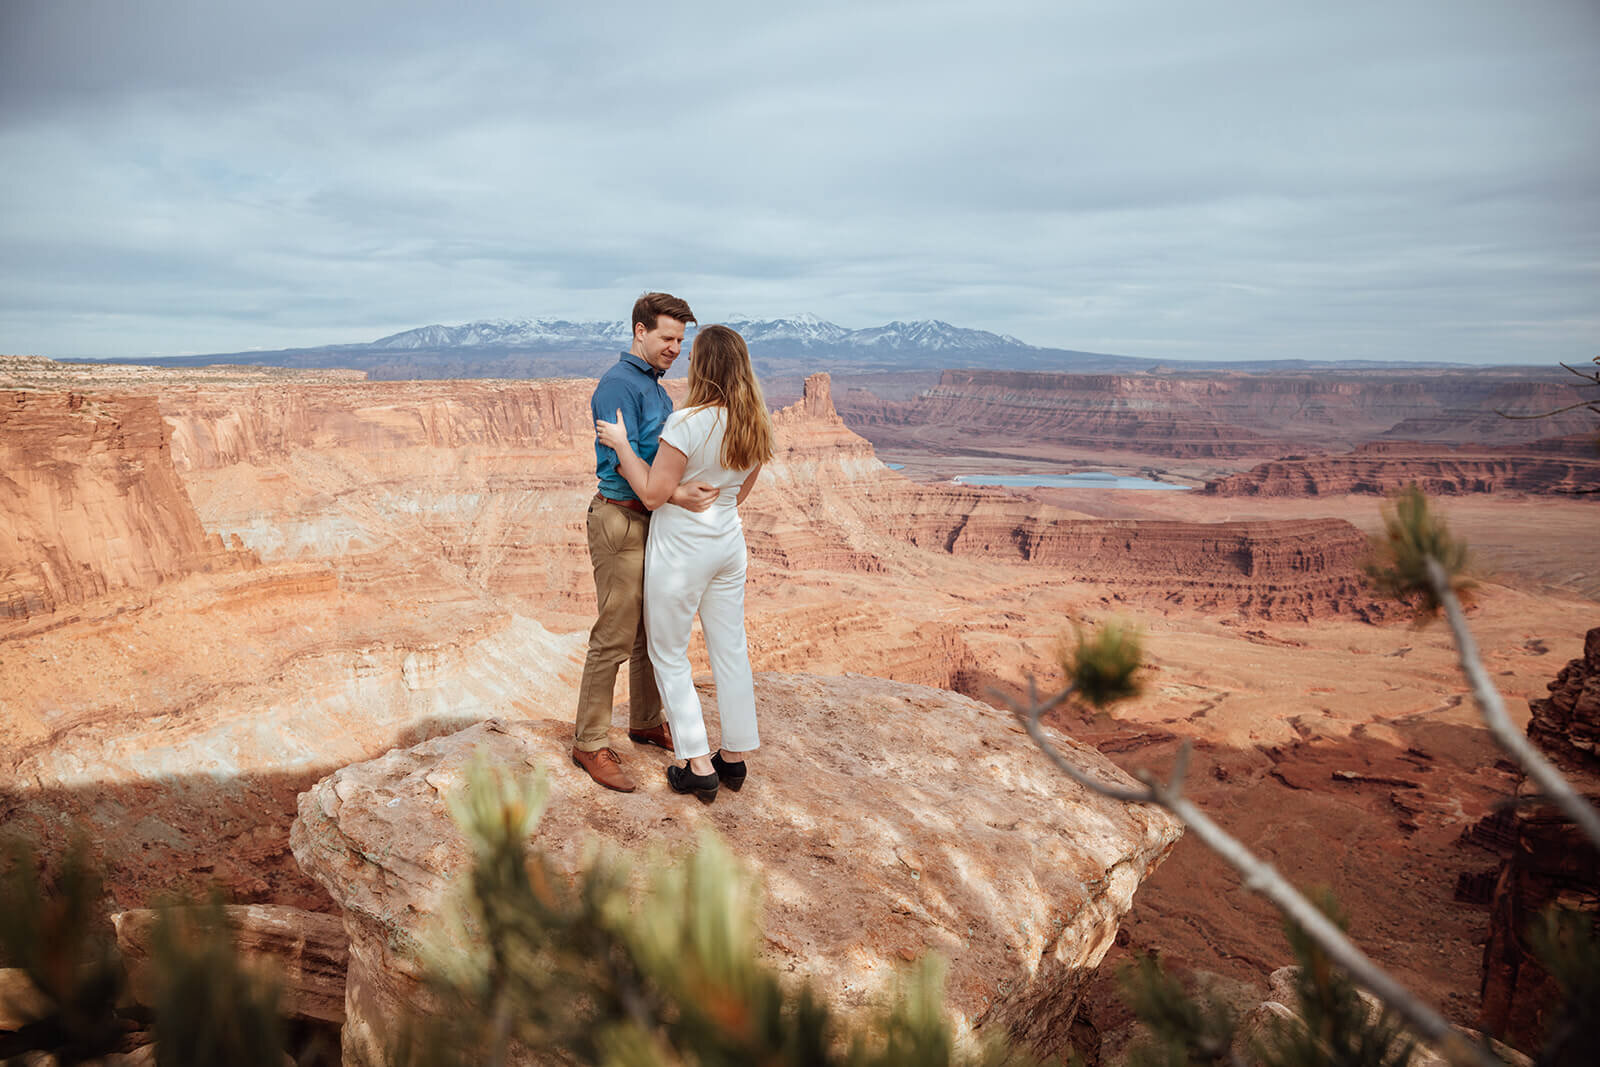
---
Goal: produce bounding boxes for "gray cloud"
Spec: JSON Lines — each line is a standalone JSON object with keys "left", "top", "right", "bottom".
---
{"left": 1, "top": 0, "right": 1596, "bottom": 363}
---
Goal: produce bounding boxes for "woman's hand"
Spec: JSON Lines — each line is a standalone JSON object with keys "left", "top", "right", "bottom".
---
{"left": 596, "top": 409, "right": 633, "bottom": 455}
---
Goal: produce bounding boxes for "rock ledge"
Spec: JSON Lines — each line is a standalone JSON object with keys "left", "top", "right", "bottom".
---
{"left": 292, "top": 672, "right": 1182, "bottom": 1061}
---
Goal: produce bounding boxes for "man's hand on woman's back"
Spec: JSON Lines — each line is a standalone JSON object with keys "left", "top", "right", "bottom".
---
{"left": 670, "top": 482, "right": 718, "bottom": 512}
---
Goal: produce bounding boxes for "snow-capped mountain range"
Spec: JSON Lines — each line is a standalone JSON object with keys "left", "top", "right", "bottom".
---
{"left": 99, "top": 313, "right": 1145, "bottom": 378}
{"left": 369, "top": 314, "right": 1034, "bottom": 354}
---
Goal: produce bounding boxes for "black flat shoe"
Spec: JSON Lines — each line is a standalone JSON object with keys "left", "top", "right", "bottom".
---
{"left": 666, "top": 763, "right": 719, "bottom": 804}
{"left": 711, "top": 752, "right": 747, "bottom": 791}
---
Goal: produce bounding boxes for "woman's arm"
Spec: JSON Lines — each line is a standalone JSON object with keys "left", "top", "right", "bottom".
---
{"left": 597, "top": 411, "right": 690, "bottom": 510}
{"left": 736, "top": 464, "right": 762, "bottom": 505}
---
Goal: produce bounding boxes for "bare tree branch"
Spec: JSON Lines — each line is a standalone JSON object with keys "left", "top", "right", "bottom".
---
{"left": 1009, "top": 684, "right": 1504, "bottom": 1067}
{"left": 1426, "top": 558, "right": 1600, "bottom": 852}
{"left": 1493, "top": 398, "right": 1600, "bottom": 420}
{"left": 1494, "top": 355, "right": 1598, "bottom": 420}
{"left": 1557, "top": 356, "right": 1600, "bottom": 384}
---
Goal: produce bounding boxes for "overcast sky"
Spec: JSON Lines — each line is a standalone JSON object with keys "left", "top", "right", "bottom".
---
{"left": 2, "top": 1, "right": 1596, "bottom": 364}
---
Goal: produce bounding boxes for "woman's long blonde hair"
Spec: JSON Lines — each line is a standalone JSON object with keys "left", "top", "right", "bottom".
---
{"left": 685, "top": 324, "right": 774, "bottom": 472}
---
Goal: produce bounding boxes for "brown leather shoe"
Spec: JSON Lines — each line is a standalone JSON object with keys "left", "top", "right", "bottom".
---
{"left": 571, "top": 747, "right": 636, "bottom": 792}
{"left": 627, "top": 721, "right": 674, "bottom": 752}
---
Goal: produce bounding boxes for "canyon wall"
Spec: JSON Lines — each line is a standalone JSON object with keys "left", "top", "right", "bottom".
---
{"left": 834, "top": 368, "right": 1597, "bottom": 460}
{"left": 1206, "top": 440, "right": 1600, "bottom": 497}
{"left": 1474, "top": 627, "right": 1600, "bottom": 1050}
{"left": 0, "top": 390, "right": 253, "bottom": 623}
{"left": 159, "top": 372, "right": 1385, "bottom": 627}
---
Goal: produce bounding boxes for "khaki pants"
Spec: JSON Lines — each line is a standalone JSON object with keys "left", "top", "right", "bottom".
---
{"left": 574, "top": 496, "right": 664, "bottom": 751}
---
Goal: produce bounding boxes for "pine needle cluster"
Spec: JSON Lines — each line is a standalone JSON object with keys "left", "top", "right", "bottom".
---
{"left": 1260, "top": 893, "right": 1417, "bottom": 1067}
{"left": 1362, "top": 485, "right": 1473, "bottom": 618}
{"left": 1525, "top": 908, "right": 1600, "bottom": 1067}
{"left": 1119, "top": 954, "right": 1237, "bottom": 1067}
{"left": 1061, "top": 619, "right": 1145, "bottom": 708}
{"left": 0, "top": 834, "right": 127, "bottom": 1063}
{"left": 1120, "top": 893, "right": 1430, "bottom": 1067}
{"left": 145, "top": 897, "right": 286, "bottom": 1067}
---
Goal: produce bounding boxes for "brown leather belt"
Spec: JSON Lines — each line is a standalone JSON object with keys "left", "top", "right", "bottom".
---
{"left": 595, "top": 492, "right": 647, "bottom": 513}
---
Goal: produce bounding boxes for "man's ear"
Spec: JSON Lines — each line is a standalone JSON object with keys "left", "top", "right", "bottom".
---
{"left": 634, "top": 321, "right": 648, "bottom": 343}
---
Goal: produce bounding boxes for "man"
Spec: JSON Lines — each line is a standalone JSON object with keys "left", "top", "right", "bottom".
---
{"left": 572, "top": 292, "right": 716, "bottom": 791}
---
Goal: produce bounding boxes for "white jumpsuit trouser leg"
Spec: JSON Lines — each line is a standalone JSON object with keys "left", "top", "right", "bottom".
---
{"left": 644, "top": 511, "right": 759, "bottom": 761}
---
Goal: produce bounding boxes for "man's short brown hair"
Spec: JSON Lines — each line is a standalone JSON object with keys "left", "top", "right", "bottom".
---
{"left": 632, "top": 292, "right": 695, "bottom": 333}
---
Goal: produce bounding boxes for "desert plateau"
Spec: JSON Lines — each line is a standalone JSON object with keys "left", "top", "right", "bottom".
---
{"left": 2, "top": 354, "right": 1596, "bottom": 1061}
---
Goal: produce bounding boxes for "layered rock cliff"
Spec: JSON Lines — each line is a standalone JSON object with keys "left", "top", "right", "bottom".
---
{"left": 833, "top": 368, "right": 1598, "bottom": 459}
{"left": 1472, "top": 627, "right": 1600, "bottom": 1050}
{"left": 291, "top": 673, "right": 1184, "bottom": 1063}
{"left": 1206, "top": 441, "right": 1600, "bottom": 497}
{"left": 0, "top": 390, "right": 253, "bottom": 623}
{"left": 162, "top": 372, "right": 1385, "bottom": 627}
{"left": 1526, "top": 627, "right": 1600, "bottom": 763}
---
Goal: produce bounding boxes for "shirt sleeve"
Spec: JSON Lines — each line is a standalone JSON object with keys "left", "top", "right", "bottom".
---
{"left": 591, "top": 375, "right": 633, "bottom": 426}
{"left": 658, "top": 409, "right": 690, "bottom": 456}
{"left": 591, "top": 374, "right": 644, "bottom": 458}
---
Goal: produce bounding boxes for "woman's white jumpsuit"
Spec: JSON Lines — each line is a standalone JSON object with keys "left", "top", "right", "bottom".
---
{"left": 644, "top": 404, "right": 759, "bottom": 760}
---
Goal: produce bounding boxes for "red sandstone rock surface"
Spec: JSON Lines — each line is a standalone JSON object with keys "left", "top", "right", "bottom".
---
{"left": 1526, "top": 627, "right": 1600, "bottom": 764}
{"left": 1468, "top": 631, "right": 1600, "bottom": 1051}
{"left": 1466, "top": 628, "right": 1600, "bottom": 1054}
{"left": 115, "top": 904, "right": 348, "bottom": 1025}
{"left": 1473, "top": 774, "right": 1600, "bottom": 1052}
{"left": 1206, "top": 440, "right": 1600, "bottom": 497}
{"left": 1, "top": 390, "right": 254, "bottom": 621}
{"left": 290, "top": 673, "right": 1183, "bottom": 1062}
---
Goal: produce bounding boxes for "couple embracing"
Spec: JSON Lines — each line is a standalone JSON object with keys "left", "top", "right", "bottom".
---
{"left": 571, "top": 292, "right": 771, "bottom": 804}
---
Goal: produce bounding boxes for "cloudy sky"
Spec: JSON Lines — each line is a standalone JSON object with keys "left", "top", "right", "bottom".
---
{"left": 2, "top": 1, "right": 1596, "bottom": 364}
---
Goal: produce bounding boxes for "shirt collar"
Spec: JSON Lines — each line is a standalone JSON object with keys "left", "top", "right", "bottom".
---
{"left": 619, "top": 351, "right": 664, "bottom": 380}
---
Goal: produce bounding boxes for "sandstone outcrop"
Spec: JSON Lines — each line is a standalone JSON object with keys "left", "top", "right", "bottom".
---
{"left": 1205, "top": 441, "right": 1600, "bottom": 497}
{"left": 114, "top": 904, "right": 349, "bottom": 1025}
{"left": 1525, "top": 627, "right": 1600, "bottom": 765}
{"left": 1224, "top": 967, "right": 1532, "bottom": 1067}
{"left": 880, "top": 502, "right": 1387, "bottom": 621}
{"left": 0, "top": 391, "right": 253, "bottom": 622}
{"left": 1472, "top": 627, "right": 1600, "bottom": 1051}
{"left": 291, "top": 672, "right": 1184, "bottom": 1063}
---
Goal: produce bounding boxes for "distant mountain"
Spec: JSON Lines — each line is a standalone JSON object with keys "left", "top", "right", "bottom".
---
{"left": 369, "top": 319, "right": 633, "bottom": 351}
{"left": 80, "top": 314, "right": 1141, "bottom": 380}
{"left": 65, "top": 314, "right": 1491, "bottom": 380}
{"left": 364, "top": 314, "right": 1035, "bottom": 357}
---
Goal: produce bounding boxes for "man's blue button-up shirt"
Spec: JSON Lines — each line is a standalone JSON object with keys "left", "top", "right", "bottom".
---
{"left": 592, "top": 352, "right": 673, "bottom": 502}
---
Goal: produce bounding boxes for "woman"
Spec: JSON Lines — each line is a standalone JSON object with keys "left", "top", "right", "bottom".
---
{"left": 595, "top": 324, "right": 774, "bottom": 803}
